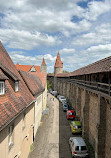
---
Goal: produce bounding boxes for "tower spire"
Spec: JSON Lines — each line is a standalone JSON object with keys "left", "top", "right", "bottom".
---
{"left": 41, "top": 57, "right": 47, "bottom": 72}
{"left": 54, "top": 51, "right": 63, "bottom": 68}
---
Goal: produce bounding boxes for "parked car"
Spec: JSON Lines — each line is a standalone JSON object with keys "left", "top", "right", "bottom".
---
{"left": 63, "top": 103, "right": 68, "bottom": 111}
{"left": 69, "top": 137, "right": 89, "bottom": 158}
{"left": 66, "top": 110, "right": 76, "bottom": 120}
{"left": 68, "top": 106, "right": 74, "bottom": 111}
{"left": 51, "top": 91, "right": 58, "bottom": 96}
{"left": 70, "top": 121, "right": 82, "bottom": 134}
{"left": 57, "top": 94, "right": 61, "bottom": 99}
{"left": 59, "top": 96, "right": 67, "bottom": 103}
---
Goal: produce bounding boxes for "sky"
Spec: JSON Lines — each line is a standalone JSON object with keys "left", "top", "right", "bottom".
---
{"left": 0, "top": 0, "right": 111, "bottom": 73}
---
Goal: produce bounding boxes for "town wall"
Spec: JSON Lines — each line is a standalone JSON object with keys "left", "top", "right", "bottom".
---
{"left": 48, "top": 76, "right": 111, "bottom": 158}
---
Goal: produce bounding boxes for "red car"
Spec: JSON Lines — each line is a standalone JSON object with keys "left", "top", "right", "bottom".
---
{"left": 66, "top": 110, "right": 76, "bottom": 120}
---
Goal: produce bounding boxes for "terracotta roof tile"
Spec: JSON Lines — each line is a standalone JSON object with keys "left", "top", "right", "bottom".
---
{"left": 0, "top": 69, "right": 9, "bottom": 80}
{"left": 54, "top": 52, "right": 63, "bottom": 68}
{"left": 16, "top": 64, "right": 40, "bottom": 72}
{"left": 0, "top": 41, "right": 34, "bottom": 130}
{"left": 70, "top": 56, "right": 111, "bottom": 76}
{"left": 30, "top": 72, "right": 47, "bottom": 87}
{"left": 19, "top": 70, "right": 44, "bottom": 96}
{"left": 56, "top": 73, "right": 70, "bottom": 77}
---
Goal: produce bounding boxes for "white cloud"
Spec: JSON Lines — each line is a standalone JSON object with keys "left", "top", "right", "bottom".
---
{"left": 0, "top": 29, "right": 60, "bottom": 50}
{"left": 83, "top": 0, "right": 111, "bottom": 21}
{"left": 60, "top": 48, "right": 75, "bottom": 55}
{"left": 10, "top": 51, "right": 56, "bottom": 66}
{"left": 73, "top": 23, "right": 111, "bottom": 47}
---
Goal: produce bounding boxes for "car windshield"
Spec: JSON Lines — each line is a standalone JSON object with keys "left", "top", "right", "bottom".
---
{"left": 64, "top": 105, "right": 68, "bottom": 107}
{"left": 81, "top": 146, "right": 87, "bottom": 151}
{"left": 75, "top": 146, "right": 79, "bottom": 151}
{"left": 61, "top": 97, "right": 65, "bottom": 99}
{"left": 68, "top": 112, "right": 72, "bottom": 115}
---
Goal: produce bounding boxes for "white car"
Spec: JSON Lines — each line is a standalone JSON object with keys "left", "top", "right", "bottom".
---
{"left": 59, "top": 96, "right": 67, "bottom": 103}
{"left": 69, "top": 137, "right": 89, "bottom": 158}
{"left": 51, "top": 91, "right": 57, "bottom": 96}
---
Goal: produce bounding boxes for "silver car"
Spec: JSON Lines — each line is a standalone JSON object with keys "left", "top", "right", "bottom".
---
{"left": 69, "top": 137, "right": 89, "bottom": 158}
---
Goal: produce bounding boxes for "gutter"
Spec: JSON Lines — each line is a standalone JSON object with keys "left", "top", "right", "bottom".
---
{"left": 0, "top": 99, "right": 36, "bottom": 132}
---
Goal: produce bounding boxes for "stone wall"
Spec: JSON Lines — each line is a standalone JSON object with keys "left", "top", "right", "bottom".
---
{"left": 50, "top": 76, "right": 111, "bottom": 158}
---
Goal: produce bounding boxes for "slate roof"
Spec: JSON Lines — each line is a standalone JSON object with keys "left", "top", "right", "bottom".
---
{"left": 0, "top": 41, "right": 34, "bottom": 131}
{"left": 19, "top": 70, "right": 44, "bottom": 96}
{"left": 16, "top": 64, "right": 40, "bottom": 72}
{"left": 54, "top": 52, "right": 63, "bottom": 68}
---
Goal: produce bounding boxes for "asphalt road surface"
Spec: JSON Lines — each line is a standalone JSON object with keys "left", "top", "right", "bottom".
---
{"left": 28, "top": 93, "right": 59, "bottom": 158}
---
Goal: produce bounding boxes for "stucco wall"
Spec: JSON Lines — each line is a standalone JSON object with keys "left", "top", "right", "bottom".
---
{"left": 34, "top": 94, "right": 43, "bottom": 137}
{"left": 43, "top": 84, "right": 47, "bottom": 111}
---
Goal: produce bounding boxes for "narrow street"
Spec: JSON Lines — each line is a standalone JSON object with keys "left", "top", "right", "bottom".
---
{"left": 28, "top": 93, "right": 59, "bottom": 158}
{"left": 28, "top": 93, "right": 72, "bottom": 158}
{"left": 28, "top": 93, "right": 94, "bottom": 158}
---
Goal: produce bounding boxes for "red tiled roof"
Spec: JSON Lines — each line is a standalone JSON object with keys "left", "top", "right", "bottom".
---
{"left": 0, "top": 69, "right": 9, "bottom": 80}
{"left": 70, "top": 56, "right": 111, "bottom": 76}
{"left": 16, "top": 64, "right": 40, "bottom": 72}
{"left": 56, "top": 73, "right": 70, "bottom": 77}
{"left": 47, "top": 73, "right": 54, "bottom": 77}
{"left": 30, "top": 72, "right": 47, "bottom": 88}
{"left": 0, "top": 41, "right": 34, "bottom": 130}
{"left": 41, "top": 58, "right": 46, "bottom": 66}
{"left": 19, "top": 70, "right": 44, "bottom": 96}
{"left": 54, "top": 52, "right": 63, "bottom": 68}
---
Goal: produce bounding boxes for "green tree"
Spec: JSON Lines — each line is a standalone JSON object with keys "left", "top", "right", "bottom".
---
{"left": 47, "top": 80, "right": 51, "bottom": 90}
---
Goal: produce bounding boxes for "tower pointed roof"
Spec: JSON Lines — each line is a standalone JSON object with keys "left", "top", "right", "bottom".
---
{"left": 41, "top": 57, "right": 46, "bottom": 66}
{"left": 54, "top": 51, "right": 63, "bottom": 68}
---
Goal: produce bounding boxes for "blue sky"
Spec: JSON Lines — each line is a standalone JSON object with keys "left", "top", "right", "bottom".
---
{"left": 0, "top": 0, "right": 111, "bottom": 73}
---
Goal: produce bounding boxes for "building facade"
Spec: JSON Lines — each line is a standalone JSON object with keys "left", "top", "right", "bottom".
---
{"left": 0, "top": 42, "right": 47, "bottom": 158}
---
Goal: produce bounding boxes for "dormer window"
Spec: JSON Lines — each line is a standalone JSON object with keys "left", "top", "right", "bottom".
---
{"left": 15, "top": 81, "right": 19, "bottom": 92}
{"left": 0, "top": 81, "right": 5, "bottom": 95}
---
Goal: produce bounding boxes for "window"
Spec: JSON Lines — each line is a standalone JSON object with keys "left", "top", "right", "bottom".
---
{"left": 75, "top": 146, "right": 79, "bottom": 151}
{"left": 0, "top": 81, "right": 5, "bottom": 95}
{"left": 15, "top": 82, "right": 19, "bottom": 92}
{"left": 81, "top": 146, "right": 87, "bottom": 151}
{"left": 9, "top": 124, "right": 14, "bottom": 146}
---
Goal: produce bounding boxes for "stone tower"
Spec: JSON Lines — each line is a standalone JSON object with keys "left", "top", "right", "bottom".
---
{"left": 54, "top": 51, "right": 63, "bottom": 76}
{"left": 54, "top": 52, "right": 63, "bottom": 90}
{"left": 41, "top": 57, "right": 47, "bottom": 72}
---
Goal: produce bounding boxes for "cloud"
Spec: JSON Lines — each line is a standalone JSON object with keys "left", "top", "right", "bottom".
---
{"left": 83, "top": 0, "right": 111, "bottom": 21}
{"left": 73, "top": 23, "right": 111, "bottom": 47}
{"left": 0, "top": 29, "right": 61, "bottom": 50}
{"left": 60, "top": 48, "right": 75, "bottom": 55}
{"left": 10, "top": 51, "right": 56, "bottom": 66}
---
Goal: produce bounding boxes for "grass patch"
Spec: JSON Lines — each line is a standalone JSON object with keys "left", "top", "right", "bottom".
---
{"left": 30, "top": 143, "right": 34, "bottom": 152}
